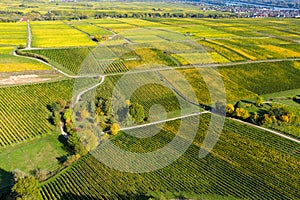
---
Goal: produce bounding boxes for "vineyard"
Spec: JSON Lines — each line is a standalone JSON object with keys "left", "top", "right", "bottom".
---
{"left": 197, "top": 40, "right": 249, "bottom": 62}
{"left": 30, "top": 21, "right": 96, "bottom": 48}
{"left": 211, "top": 38, "right": 300, "bottom": 60}
{"left": 219, "top": 61, "right": 300, "bottom": 94}
{"left": 0, "top": 54, "right": 51, "bottom": 73}
{"left": 0, "top": 80, "right": 73, "bottom": 147}
{"left": 161, "top": 68, "right": 256, "bottom": 104}
{"left": 40, "top": 114, "right": 300, "bottom": 199}
{"left": 0, "top": 23, "right": 27, "bottom": 46}
{"left": 23, "top": 48, "right": 129, "bottom": 75}
{"left": 23, "top": 48, "right": 92, "bottom": 75}
{"left": 0, "top": 15, "right": 300, "bottom": 200}
{"left": 69, "top": 21, "right": 112, "bottom": 36}
{"left": 92, "top": 72, "right": 197, "bottom": 120}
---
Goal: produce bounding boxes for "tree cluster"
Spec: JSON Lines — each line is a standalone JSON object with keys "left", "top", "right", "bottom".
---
{"left": 226, "top": 102, "right": 250, "bottom": 120}
{"left": 8, "top": 172, "right": 42, "bottom": 200}
{"left": 226, "top": 100, "right": 296, "bottom": 126}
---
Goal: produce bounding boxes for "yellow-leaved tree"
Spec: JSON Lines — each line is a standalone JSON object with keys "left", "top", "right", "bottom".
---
{"left": 110, "top": 123, "right": 120, "bottom": 135}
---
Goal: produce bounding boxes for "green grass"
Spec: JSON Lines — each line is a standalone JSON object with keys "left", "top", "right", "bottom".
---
{"left": 260, "top": 88, "right": 300, "bottom": 101}
{"left": 0, "top": 133, "right": 68, "bottom": 189}
{"left": 40, "top": 114, "right": 300, "bottom": 199}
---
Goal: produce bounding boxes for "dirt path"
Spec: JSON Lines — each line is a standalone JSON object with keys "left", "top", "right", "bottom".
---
{"left": 10, "top": 47, "right": 300, "bottom": 144}
{"left": 229, "top": 117, "right": 300, "bottom": 144}
{"left": 120, "top": 111, "right": 209, "bottom": 131}
{"left": 74, "top": 75, "right": 105, "bottom": 105}
{"left": 104, "top": 57, "right": 300, "bottom": 77}
{"left": 26, "top": 21, "right": 32, "bottom": 50}
{"left": 60, "top": 122, "right": 68, "bottom": 139}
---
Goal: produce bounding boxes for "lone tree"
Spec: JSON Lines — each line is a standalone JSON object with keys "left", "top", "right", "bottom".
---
{"left": 11, "top": 176, "right": 42, "bottom": 200}
{"left": 110, "top": 123, "right": 120, "bottom": 135}
{"left": 79, "top": 129, "right": 99, "bottom": 151}
{"left": 12, "top": 169, "right": 26, "bottom": 183}
{"left": 226, "top": 104, "right": 235, "bottom": 116}
{"left": 52, "top": 111, "right": 61, "bottom": 128}
{"left": 129, "top": 103, "right": 145, "bottom": 123}
{"left": 80, "top": 108, "right": 89, "bottom": 119}
{"left": 235, "top": 108, "right": 250, "bottom": 120}
{"left": 256, "top": 95, "right": 264, "bottom": 107}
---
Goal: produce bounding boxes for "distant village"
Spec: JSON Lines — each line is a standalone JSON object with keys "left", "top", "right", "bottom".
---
{"left": 198, "top": 4, "right": 300, "bottom": 18}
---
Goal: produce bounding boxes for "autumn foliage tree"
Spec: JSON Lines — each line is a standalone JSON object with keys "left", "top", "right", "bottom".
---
{"left": 226, "top": 104, "right": 235, "bottom": 116}
{"left": 110, "top": 123, "right": 120, "bottom": 135}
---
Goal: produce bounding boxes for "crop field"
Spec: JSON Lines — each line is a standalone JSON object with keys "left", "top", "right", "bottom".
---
{"left": 146, "top": 18, "right": 236, "bottom": 38}
{"left": 30, "top": 21, "right": 96, "bottom": 48}
{"left": 120, "top": 28, "right": 188, "bottom": 43}
{"left": 144, "top": 18, "right": 300, "bottom": 61}
{"left": 0, "top": 47, "right": 14, "bottom": 54}
{"left": 174, "top": 52, "right": 229, "bottom": 65}
{"left": 24, "top": 48, "right": 92, "bottom": 75}
{"left": 0, "top": 23, "right": 27, "bottom": 46}
{"left": 160, "top": 68, "right": 256, "bottom": 104}
{"left": 117, "top": 18, "right": 168, "bottom": 28}
{"left": 98, "top": 38, "right": 128, "bottom": 46}
{"left": 219, "top": 61, "right": 300, "bottom": 94}
{"left": 211, "top": 38, "right": 300, "bottom": 60}
{"left": 0, "top": 15, "right": 300, "bottom": 200}
{"left": 0, "top": 80, "right": 73, "bottom": 147}
{"left": 96, "top": 22, "right": 136, "bottom": 33}
{"left": 0, "top": 54, "right": 51, "bottom": 73}
{"left": 69, "top": 22, "right": 112, "bottom": 36}
{"left": 40, "top": 114, "right": 300, "bottom": 199}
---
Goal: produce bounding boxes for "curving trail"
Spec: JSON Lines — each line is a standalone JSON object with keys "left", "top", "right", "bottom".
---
{"left": 10, "top": 48, "right": 300, "bottom": 144}
{"left": 74, "top": 75, "right": 105, "bottom": 105}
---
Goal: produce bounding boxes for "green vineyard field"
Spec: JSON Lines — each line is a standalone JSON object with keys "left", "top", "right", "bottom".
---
{"left": 40, "top": 114, "right": 300, "bottom": 199}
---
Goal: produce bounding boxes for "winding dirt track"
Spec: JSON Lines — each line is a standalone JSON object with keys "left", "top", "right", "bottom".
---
{"left": 12, "top": 33, "right": 300, "bottom": 144}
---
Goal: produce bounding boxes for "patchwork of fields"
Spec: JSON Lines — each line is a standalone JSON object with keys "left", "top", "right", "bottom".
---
{"left": 0, "top": 17, "right": 300, "bottom": 199}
